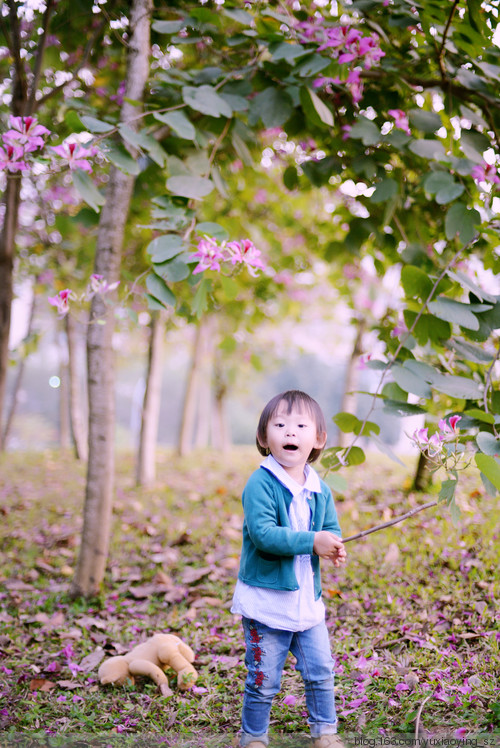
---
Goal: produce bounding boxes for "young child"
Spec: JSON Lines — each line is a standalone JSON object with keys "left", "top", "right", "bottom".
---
{"left": 231, "top": 390, "right": 346, "bottom": 748}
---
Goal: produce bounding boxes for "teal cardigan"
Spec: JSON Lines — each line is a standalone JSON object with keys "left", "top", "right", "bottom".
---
{"left": 237, "top": 465, "right": 341, "bottom": 600}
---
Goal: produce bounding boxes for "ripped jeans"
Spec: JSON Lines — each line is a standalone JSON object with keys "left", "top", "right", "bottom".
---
{"left": 240, "top": 617, "right": 337, "bottom": 746}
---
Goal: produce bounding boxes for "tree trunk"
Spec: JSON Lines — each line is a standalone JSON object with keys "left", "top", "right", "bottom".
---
{"left": 65, "top": 314, "right": 88, "bottom": 461}
{"left": 2, "top": 285, "right": 36, "bottom": 449}
{"left": 194, "top": 316, "right": 215, "bottom": 449}
{"left": 412, "top": 450, "right": 432, "bottom": 491}
{"left": 338, "top": 317, "right": 366, "bottom": 448}
{"left": 71, "top": 0, "right": 152, "bottom": 598}
{"left": 178, "top": 322, "right": 204, "bottom": 456}
{"left": 0, "top": 175, "right": 22, "bottom": 451}
{"left": 59, "top": 354, "right": 71, "bottom": 449}
{"left": 212, "top": 348, "right": 231, "bottom": 452}
{"left": 136, "top": 310, "right": 166, "bottom": 487}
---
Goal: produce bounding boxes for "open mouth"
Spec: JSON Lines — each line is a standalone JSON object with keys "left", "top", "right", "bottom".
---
{"left": 283, "top": 444, "right": 298, "bottom": 451}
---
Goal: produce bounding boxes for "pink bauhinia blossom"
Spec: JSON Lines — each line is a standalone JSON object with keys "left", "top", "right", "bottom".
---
{"left": 191, "top": 237, "right": 226, "bottom": 274}
{"left": 48, "top": 289, "right": 75, "bottom": 317}
{"left": 51, "top": 141, "right": 95, "bottom": 172}
{"left": 3, "top": 115, "right": 50, "bottom": 152}
{"left": 86, "top": 274, "right": 120, "bottom": 299}
{"left": 438, "top": 415, "right": 462, "bottom": 436}
{"left": 470, "top": 162, "right": 500, "bottom": 185}
{"left": 388, "top": 109, "right": 411, "bottom": 135}
{"left": 226, "top": 239, "right": 266, "bottom": 276}
{"left": 0, "top": 143, "right": 28, "bottom": 172}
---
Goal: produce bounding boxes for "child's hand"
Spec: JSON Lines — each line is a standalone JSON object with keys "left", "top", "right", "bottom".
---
{"left": 313, "top": 531, "right": 346, "bottom": 566}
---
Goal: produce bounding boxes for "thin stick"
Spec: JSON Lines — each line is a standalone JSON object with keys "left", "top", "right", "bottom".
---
{"left": 414, "top": 693, "right": 432, "bottom": 738}
{"left": 342, "top": 500, "right": 438, "bottom": 544}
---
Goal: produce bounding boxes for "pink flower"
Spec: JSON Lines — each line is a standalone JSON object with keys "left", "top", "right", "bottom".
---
{"left": 48, "top": 289, "right": 75, "bottom": 317}
{"left": 427, "top": 432, "right": 444, "bottom": 455}
{"left": 388, "top": 109, "right": 411, "bottom": 135}
{"left": 471, "top": 162, "right": 500, "bottom": 185}
{"left": 358, "top": 353, "right": 372, "bottom": 370}
{"left": 346, "top": 70, "right": 364, "bottom": 103}
{"left": 0, "top": 143, "right": 28, "bottom": 172}
{"left": 51, "top": 141, "right": 95, "bottom": 172}
{"left": 226, "top": 239, "right": 266, "bottom": 276}
{"left": 341, "top": 125, "right": 352, "bottom": 140}
{"left": 413, "top": 427, "right": 429, "bottom": 445}
{"left": 3, "top": 115, "right": 50, "bottom": 152}
{"left": 395, "top": 683, "right": 409, "bottom": 692}
{"left": 86, "top": 273, "right": 120, "bottom": 298}
{"left": 282, "top": 694, "right": 297, "bottom": 706}
{"left": 438, "top": 415, "right": 461, "bottom": 436}
{"left": 191, "top": 237, "right": 225, "bottom": 274}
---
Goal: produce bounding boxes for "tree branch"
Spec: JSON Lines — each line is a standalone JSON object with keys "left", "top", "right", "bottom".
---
{"left": 437, "top": 0, "right": 460, "bottom": 76}
{"left": 34, "top": 15, "right": 109, "bottom": 111}
{"left": 6, "top": 0, "right": 28, "bottom": 115}
{"left": 27, "top": 0, "right": 56, "bottom": 114}
{"left": 483, "top": 336, "right": 500, "bottom": 438}
{"left": 342, "top": 500, "right": 438, "bottom": 544}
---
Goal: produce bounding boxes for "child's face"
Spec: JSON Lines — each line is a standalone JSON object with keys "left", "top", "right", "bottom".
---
{"left": 260, "top": 401, "right": 326, "bottom": 480}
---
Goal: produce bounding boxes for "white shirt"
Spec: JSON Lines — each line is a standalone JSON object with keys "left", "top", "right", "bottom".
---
{"left": 231, "top": 455, "right": 325, "bottom": 632}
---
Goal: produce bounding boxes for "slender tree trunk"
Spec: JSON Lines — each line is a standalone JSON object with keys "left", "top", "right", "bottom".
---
{"left": 2, "top": 286, "right": 36, "bottom": 449}
{"left": 59, "top": 355, "right": 71, "bottom": 449}
{"left": 178, "top": 321, "right": 205, "bottom": 456}
{"left": 413, "top": 450, "right": 432, "bottom": 491}
{"left": 338, "top": 317, "right": 366, "bottom": 447}
{"left": 194, "top": 316, "right": 215, "bottom": 449}
{"left": 0, "top": 175, "right": 22, "bottom": 451}
{"left": 212, "top": 348, "right": 231, "bottom": 452}
{"left": 0, "top": 0, "right": 53, "bottom": 450}
{"left": 136, "top": 310, "right": 166, "bottom": 487}
{"left": 65, "top": 314, "right": 88, "bottom": 461}
{"left": 71, "top": 0, "right": 152, "bottom": 598}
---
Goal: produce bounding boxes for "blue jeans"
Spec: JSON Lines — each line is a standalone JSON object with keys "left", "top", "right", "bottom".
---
{"left": 240, "top": 617, "right": 337, "bottom": 746}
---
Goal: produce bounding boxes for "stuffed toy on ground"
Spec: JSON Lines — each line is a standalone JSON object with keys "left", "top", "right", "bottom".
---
{"left": 98, "top": 633, "right": 198, "bottom": 696}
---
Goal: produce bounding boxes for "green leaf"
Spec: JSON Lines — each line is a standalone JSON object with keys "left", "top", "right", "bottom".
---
{"left": 446, "top": 338, "right": 493, "bottom": 364}
{"left": 145, "top": 273, "right": 176, "bottom": 307}
{"left": 445, "top": 203, "right": 480, "bottom": 245}
{"left": 460, "top": 129, "right": 491, "bottom": 161}
{"left": 231, "top": 132, "right": 253, "bottom": 166}
{"left": 72, "top": 169, "right": 105, "bottom": 212}
{"left": 192, "top": 278, "right": 211, "bottom": 317}
{"left": 428, "top": 297, "right": 480, "bottom": 330}
{"left": 383, "top": 400, "right": 426, "bottom": 416}
{"left": 476, "top": 432, "right": 500, "bottom": 456}
{"left": 408, "top": 109, "right": 442, "bottom": 133}
{"left": 349, "top": 118, "right": 380, "bottom": 146}
{"left": 301, "top": 157, "right": 340, "bottom": 187}
{"left": 118, "top": 125, "right": 167, "bottom": 166}
{"left": 270, "top": 42, "right": 308, "bottom": 62}
{"left": 152, "top": 20, "right": 186, "bottom": 34}
{"left": 464, "top": 409, "right": 495, "bottom": 425}
{"left": 283, "top": 165, "right": 299, "bottom": 190}
{"left": 167, "top": 175, "right": 214, "bottom": 200}
{"left": 182, "top": 85, "right": 232, "bottom": 118}
{"left": 438, "top": 478, "right": 457, "bottom": 505}
{"left": 153, "top": 255, "right": 190, "bottom": 283}
{"left": 251, "top": 87, "right": 293, "bottom": 128}
{"left": 79, "top": 115, "right": 114, "bottom": 133}
{"left": 432, "top": 373, "right": 482, "bottom": 399}
{"left": 423, "top": 171, "right": 464, "bottom": 203}
{"left": 391, "top": 364, "right": 432, "bottom": 398}
{"left": 402, "top": 360, "right": 441, "bottom": 384}
{"left": 409, "top": 139, "right": 447, "bottom": 160}
{"left": 345, "top": 446, "right": 365, "bottom": 466}
{"left": 146, "top": 234, "right": 185, "bottom": 262}
{"left": 400, "top": 265, "right": 433, "bottom": 300}
{"left": 153, "top": 110, "right": 196, "bottom": 140}
{"left": 104, "top": 142, "right": 140, "bottom": 175}
{"left": 370, "top": 178, "right": 398, "bottom": 204}
{"left": 447, "top": 269, "right": 497, "bottom": 303}
{"left": 324, "top": 472, "right": 348, "bottom": 493}
{"left": 475, "top": 453, "right": 500, "bottom": 490}
{"left": 333, "top": 412, "right": 359, "bottom": 433}
{"left": 195, "top": 222, "right": 229, "bottom": 241}
{"left": 300, "top": 87, "right": 334, "bottom": 128}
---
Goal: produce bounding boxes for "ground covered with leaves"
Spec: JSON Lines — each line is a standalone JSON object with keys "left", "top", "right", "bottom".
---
{"left": 0, "top": 449, "right": 499, "bottom": 745}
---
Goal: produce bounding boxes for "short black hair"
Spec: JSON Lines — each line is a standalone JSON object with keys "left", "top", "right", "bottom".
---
{"left": 256, "top": 389, "right": 327, "bottom": 463}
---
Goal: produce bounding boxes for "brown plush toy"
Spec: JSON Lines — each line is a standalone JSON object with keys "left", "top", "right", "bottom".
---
{"left": 98, "top": 633, "right": 198, "bottom": 697}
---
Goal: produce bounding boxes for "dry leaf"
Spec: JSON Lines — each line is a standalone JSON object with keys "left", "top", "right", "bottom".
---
{"left": 29, "top": 678, "right": 55, "bottom": 692}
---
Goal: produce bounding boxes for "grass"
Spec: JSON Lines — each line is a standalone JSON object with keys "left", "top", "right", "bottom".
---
{"left": 0, "top": 447, "right": 499, "bottom": 746}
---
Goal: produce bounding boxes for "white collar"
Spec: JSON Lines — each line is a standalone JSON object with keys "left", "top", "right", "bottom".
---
{"left": 261, "top": 454, "right": 321, "bottom": 497}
